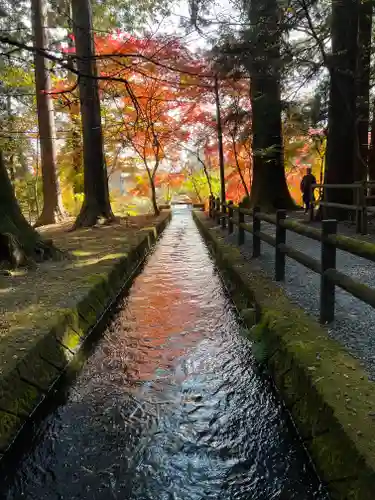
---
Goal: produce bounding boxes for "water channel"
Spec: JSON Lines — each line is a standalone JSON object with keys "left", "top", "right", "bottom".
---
{"left": 1, "top": 208, "right": 328, "bottom": 499}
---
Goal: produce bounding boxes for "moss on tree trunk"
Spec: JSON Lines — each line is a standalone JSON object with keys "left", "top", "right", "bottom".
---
{"left": 0, "top": 152, "right": 59, "bottom": 268}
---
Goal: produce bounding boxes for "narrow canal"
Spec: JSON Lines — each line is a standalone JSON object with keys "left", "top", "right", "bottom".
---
{"left": 2, "top": 208, "right": 328, "bottom": 500}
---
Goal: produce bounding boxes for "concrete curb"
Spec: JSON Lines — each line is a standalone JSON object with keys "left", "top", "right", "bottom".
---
{"left": 193, "top": 210, "right": 375, "bottom": 500}
{"left": 0, "top": 212, "right": 171, "bottom": 457}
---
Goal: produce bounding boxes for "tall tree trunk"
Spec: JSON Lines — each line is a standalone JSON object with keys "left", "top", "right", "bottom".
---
{"left": 190, "top": 176, "right": 203, "bottom": 202}
{"left": 69, "top": 109, "right": 84, "bottom": 194}
{"left": 150, "top": 181, "right": 159, "bottom": 216}
{"left": 246, "top": 0, "right": 295, "bottom": 210}
{"left": 67, "top": 22, "right": 83, "bottom": 195}
{"left": 214, "top": 76, "right": 226, "bottom": 204}
{"left": 368, "top": 99, "right": 375, "bottom": 199}
{"left": 354, "top": 0, "right": 372, "bottom": 182}
{"left": 0, "top": 152, "right": 56, "bottom": 267}
{"left": 72, "top": 0, "right": 114, "bottom": 228}
{"left": 6, "top": 96, "right": 15, "bottom": 183}
{"left": 197, "top": 150, "right": 213, "bottom": 197}
{"left": 31, "top": 0, "right": 65, "bottom": 227}
{"left": 325, "top": 0, "right": 358, "bottom": 215}
{"left": 231, "top": 135, "right": 250, "bottom": 197}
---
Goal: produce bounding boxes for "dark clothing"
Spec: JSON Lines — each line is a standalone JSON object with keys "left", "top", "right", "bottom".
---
{"left": 302, "top": 192, "right": 314, "bottom": 212}
{"left": 300, "top": 173, "right": 316, "bottom": 195}
{"left": 300, "top": 173, "right": 316, "bottom": 213}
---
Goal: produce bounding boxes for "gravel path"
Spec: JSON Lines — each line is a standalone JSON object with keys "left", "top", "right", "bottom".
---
{"left": 220, "top": 218, "right": 375, "bottom": 380}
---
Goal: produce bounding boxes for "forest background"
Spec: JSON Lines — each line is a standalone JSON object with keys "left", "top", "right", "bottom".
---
{"left": 0, "top": 0, "right": 369, "bottom": 245}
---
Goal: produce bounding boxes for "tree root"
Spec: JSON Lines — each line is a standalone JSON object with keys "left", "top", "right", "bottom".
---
{"left": 73, "top": 202, "right": 115, "bottom": 229}
{"left": 0, "top": 232, "right": 64, "bottom": 270}
{"left": 34, "top": 206, "right": 67, "bottom": 228}
{"left": 0, "top": 233, "right": 27, "bottom": 268}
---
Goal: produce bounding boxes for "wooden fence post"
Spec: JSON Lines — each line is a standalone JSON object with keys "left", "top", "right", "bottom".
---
{"left": 355, "top": 182, "right": 362, "bottom": 234}
{"left": 309, "top": 184, "right": 314, "bottom": 221}
{"left": 238, "top": 203, "right": 245, "bottom": 245}
{"left": 252, "top": 206, "right": 261, "bottom": 257}
{"left": 209, "top": 195, "right": 213, "bottom": 218}
{"left": 320, "top": 219, "right": 337, "bottom": 324}
{"left": 215, "top": 197, "right": 221, "bottom": 225}
{"left": 275, "top": 210, "right": 286, "bottom": 281}
{"left": 221, "top": 201, "right": 226, "bottom": 229}
{"left": 228, "top": 201, "right": 234, "bottom": 234}
{"left": 361, "top": 180, "right": 368, "bottom": 235}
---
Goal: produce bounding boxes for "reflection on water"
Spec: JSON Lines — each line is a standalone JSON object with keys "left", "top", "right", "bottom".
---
{"left": 2, "top": 209, "right": 328, "bottom": 500}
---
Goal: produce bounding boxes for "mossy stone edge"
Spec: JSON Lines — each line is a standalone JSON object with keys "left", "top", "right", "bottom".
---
{"left": 0, "top": 211, "right": 171, "bottom": 454}
{"left": 193, "top": 210, "right": 375, "bottom": 500}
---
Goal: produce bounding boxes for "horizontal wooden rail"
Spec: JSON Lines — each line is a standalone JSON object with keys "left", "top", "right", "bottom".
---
{"left": 310, "top": 181, "right": 375, "bottom": 234}
{"left": 279, "top": 243, "right": 322, "bottom": 274}
{"left": 319, "top": 201, "right": 358, "bottom": 211}
{"left": 257, "top": 230, "right": 276, "bottom": 247}
{"left": 257, "top": 212, "right": 276, "bottom": 224}
{"left": 280, "top": 219, "right": 322, "bottom": 243}
{"left": 239, "top": 222, "right": 252, "bottom": 232}
{"left": 313, "top": 183, "right": 361, "bottom": 189}
{"left": 326, "top": 269, "right": 375, "bottom": 309}
{"left": 207, "top": 195, "right": 375, "bottom": 324}
{"left": 240, "top": 207, "right": 253, "bottom": 216}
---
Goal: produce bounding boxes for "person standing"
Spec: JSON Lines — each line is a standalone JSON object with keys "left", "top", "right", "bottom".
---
{"left": 300, "top": 168, "right": 317, "bottom": 214}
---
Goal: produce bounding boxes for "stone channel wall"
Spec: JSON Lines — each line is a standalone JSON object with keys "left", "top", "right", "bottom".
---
{"left": 193, "top": 210, "right": 375, "bottom": 500}
{"left": 0, "top": 212, "right": 171, "bottom": 458}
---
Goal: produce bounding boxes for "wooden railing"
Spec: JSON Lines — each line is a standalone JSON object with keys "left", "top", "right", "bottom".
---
{"left": 310, "top": 181, "right": 375, "bottom": 234}
{"left": 207, "top": 195, "right": 375, "bottom": 324}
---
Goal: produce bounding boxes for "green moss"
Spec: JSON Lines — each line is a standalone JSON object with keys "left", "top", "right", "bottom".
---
{"left": 0, "top": 212, "right": 172, "bottom": 454}
{"left": 193, "top": 210, "right": 375, "bottom": 499}
{"left": 16, "top": 353, "right": 61, "bottom": 391}
{"left": 240, "top": 308, "right": 257, "bottom": 327}
{"left": 0, "top": 378, "right": 42, "bottom": 418}
{"left": 0, "top": 411, "right": 23, "bottom": 451}
{"left": 335, "top": 234, "right": 375, "bottom": 261}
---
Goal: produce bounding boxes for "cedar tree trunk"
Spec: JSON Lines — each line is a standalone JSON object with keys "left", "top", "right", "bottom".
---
{"left": 247, "top": 0, "right": 295, "bottom": 210}
{"left": 325, "top": 0, "right": 358, "bottom": 216}
{"left": 31, "top": 0, "right": 65, "bottom": 227}
{"left": 72, "top": 0, "right": 114, "bottom": 228}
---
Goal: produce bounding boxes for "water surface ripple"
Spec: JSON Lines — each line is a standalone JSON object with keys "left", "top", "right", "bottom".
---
{"left": 2, "top": 208, "right": 328, "bottom": 500}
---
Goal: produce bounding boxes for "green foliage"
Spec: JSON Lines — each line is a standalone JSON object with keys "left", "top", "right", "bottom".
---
{"left": 48, "top": 0, "right": 173, "bottom": 31}
{"left": 110, "top": 196, "right": 139, "bottom": 216}
{"left": 181, "top": 171, "right": 220, "bottom": 202}
{"left": 92, "top": 0, "right": 173, "bottom": 30}
{"left": 13, "top": 173, "right": 42, "bottom": 224}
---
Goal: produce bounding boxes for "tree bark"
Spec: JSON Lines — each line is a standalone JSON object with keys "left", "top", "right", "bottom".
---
{"left": 145, "top": 157, "right": 160, "bottom": 216}
{"left": 67, "top": 26, "right": 84, "bottom": 195}
{"left": 197, "top": 149, "right": 213, "bottom": 196}
{"left": 354, "top": 0, "right": 372, "bottom": 182}
{"left": 72, "top": 0, "right": 114, "bottom": 228}
{"left": 325, "top": 0, "right": 358, "bottom": 214}
{"left": 246, "top": 0, "right": 295, "bottom": 210}
{"left": 69, "top": 110, "right": 84, "bottom": 194}
{"left": 214, "top": 76, "right": 226, "bottom": 205}
{"left": 368, "top": 98, "right": 375, "bottom": 199}
{"left": 31, "top": 0, "right": 65, "bottom": 227}
{"left": 231, "top": 134, "right": 250, "bottom": 197}
{"left": 0, "top": 152, "right": 57, "bottom": 267}
{"left": 150, "top": 180, "right": 159, "bottom": 216}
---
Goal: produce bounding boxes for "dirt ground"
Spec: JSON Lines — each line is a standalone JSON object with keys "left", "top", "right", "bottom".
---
{"left": 0, "top": 214, "right": 163, "bottom": 368}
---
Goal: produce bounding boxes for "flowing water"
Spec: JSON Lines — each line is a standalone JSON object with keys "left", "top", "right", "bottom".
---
{"left": 1, "top": 208, "right": 328, "bottom": 500}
